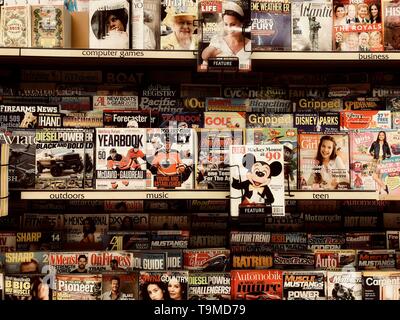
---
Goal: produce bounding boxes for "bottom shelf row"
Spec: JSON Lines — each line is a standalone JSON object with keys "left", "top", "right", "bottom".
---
{"left": 1, "top": 269, "right": 399, "bottom": 301}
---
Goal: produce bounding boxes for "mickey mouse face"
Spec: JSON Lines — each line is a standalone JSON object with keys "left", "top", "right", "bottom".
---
{"left": 248, "top": 162, "right": 271, "bottom": 186}
{"left": 242, "top": 153, "right": 283, "bottom": 186}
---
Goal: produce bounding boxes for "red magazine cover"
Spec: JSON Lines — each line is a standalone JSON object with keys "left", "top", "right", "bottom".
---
{"left": 231, "top": 269, "right": 283, "bottom": 300}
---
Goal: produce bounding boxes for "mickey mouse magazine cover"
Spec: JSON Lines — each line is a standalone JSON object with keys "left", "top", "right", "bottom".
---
{"left": 229, "top": 144, "right": 285, "bottom": 217}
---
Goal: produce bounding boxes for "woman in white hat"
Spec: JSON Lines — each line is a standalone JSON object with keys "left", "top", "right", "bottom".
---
{"left": 161, "top": 5, "right": 198, "bottom": 50}
{"left": 201, "top": 1, "right": 250, "bottom": 69}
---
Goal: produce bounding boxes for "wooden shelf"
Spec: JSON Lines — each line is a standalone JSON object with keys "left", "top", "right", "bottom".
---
{"left": 20, "top": 190, "right": 385, "bottom": 201}
{"left": 20, "top": 190, "right": 230, "bottom": 200}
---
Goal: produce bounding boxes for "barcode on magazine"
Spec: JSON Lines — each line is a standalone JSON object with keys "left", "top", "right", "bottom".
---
{"left": 272, "top": 207, "right": 285, "bottom": 216}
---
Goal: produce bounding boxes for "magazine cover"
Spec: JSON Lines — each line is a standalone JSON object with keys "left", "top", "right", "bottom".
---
{"left": 191, "top": 212, "right": 229, "bottom": 230}
{"left": 104, "top": 231, "right": 151, "bottom": 250}
{"left": 205, "top": 98, "right": 249, "bottom": 112}
{"left": 34, "top": 128, "right": 88, "bottom": 190}
{"left": 108, "top": 213, "right": 149, "bottom": 231}
{"left": 63, "top": 214, "right": 108, "bottom": 250}
{"left": 198, "top": 0, "right": 251, "bottom": 72}
{"left": 62, "top": 0, "right": 90, "bottom": 12}
{"left": 49, "top": 252, "right": 91, "bottom": 273}
{"left": 363, "top": 271, "right": 400, "bottom": 300}
{"left": 4, "top": 274, "right": 51, "bottom": 300}
{"left": 246, "top": 113, "right": 293, "bottom": 128}
{"left": 378, "top": 130, "right": 400, "bottom": 198}
{"left": 164, "top": 249, "right": 184, "bottom": 270}
{"left": 139, "top": 84, "right": 181, "bottom": 114}
{"left": 149, "top": 213, "right": 191, "bottom": 230}
{"left": 0, "top": 232, "right": 16, "bottom": 253}
{"left": 298, "top": 133, "right": 350, "bottom": 190}
{"left": 387, "top": 230, "right": 400, "bottom": 249}
{"left": 340, "top": 110, "right": 391, "bottom": 131}
{"left": 327, "top": 271, "right": 362, "bottom": 300}
{"left": 93, "top": 96, "right": 139, "bottom": 111}
{"left": 357, "top": 249, "right": 396, "bottom": 270}
{"left": 307, "top": 233, "right": 346, "bottom": 250}
{"left": 150, "top": 230, "right": 190, "bottom": 249}
{"left": 54, "top": 274, "right": 102, "bottom": 300}
{"left": 332, "top": 0, "right": 383, "bottom": 51}
{"left": 143, "top": 0, "right": 160, "bottom": 49}
{"left": 103, "top": 110, "right": 152, "bottom": 128}
{"left": 139, "top": 270, "right": 189, "bottom": 300}
{"left": 101, "top": 272, "right": 138, "bottom": 300}
{"left": 22, "top": 213, "right": 64, "bottom": 231}
{"left": 293, "top": 97, "right": 342, "bottom": 112}
{"left": 95, "top": 127, "right": 148, "bottom": 190}
{"left": 196, "top": 128, "right": 243, "bottom": 190}
{"left": 0, "top": 143, "right": 9, "bottom": 217}
{"left": 4, "top": 251, "right": 47, "bottom": 274}
{"left": 270, "top": 232, "right": 308, "bottom": 251}
{"left": 393, "top": 112, "right": 400, "bottom": 129}
{"left": 273, "top": 252, "right": 315, "bottom": 269}
{"left": 62, "top": 111, "right": 103, "bottom": 128}
{"left": 265, "top": 212, "right": 305, "bottom": 232}
{"left": 131, "top": 0, "right": 144, "bottom": 49}
{"left": 230, "top": 144, "right": 285, "bottom": 217}
{"left": 294, "top": 112, "right": 340, "bottom": 133}
{"left": 314, "top": 249, "right": 356, "bottom": 271}
{"left": 230, "top": 232, "right": 273, "bottom": 270}
{"left": 16, "top": 231, "right": 62, "bottom": 251}
{"left": 232, "top": 250, "right": 274, "bottom": 269}
{"left": 251, "top": 0, "right": 291, "bottom": 51}
{"left": 87, "top": 251, "right": 133, "bottom": 273}
{"left": 131, "top": 251, "right": 167, "bottom": 270}
{"left": 204, "top": 111, "right": 246, "bottom": 128}
{"left": 230, "top": 231, "right": 271, "bottom": 245}
{"left": 146, "top": 128, "right": 195, "bottom": 189}
{"left": 89, "top": 0, "right": 130, "bottom": 49}
{"left": 291, "top": 0, "right": 332, "bottom": 51}
{"left": 183, "top": 249, "right": 230, "bottom": 271}
{"left": 0, "top": 105, "right": 60, "bottom": 130}
{"left": 283, "top": 271, "right": 327, "bottom": 300}
{"left": 104, "top": 200, "right": 144, "bottom": 212}
{"left": 343, "top": 211, "right": 382, "bottom": 230}
{"left": 383, "top": 212, "right": 400, "bottom": 229}
{"left": 161, "top": 0, "right": 197, "bottom": 50}
{"left": 345, "top": 232, "right": 386, "bottom": 249}
{"left": 0, "top": 273, "right": 3, "bottom": 300}
{"left": 349, "top": 129, "right": 400, "bottom": 196}
{"left": 188, "top": 272, "right": 231, "bottom": 300}
{"left": 246, "top": 128, "right": 298, "bottom": 192}
{"left": 159, "top": 112, "right": 202, "bottom": 129}
{"left": 190, "top": 232, "right": 228, "bottom": 248}
{"left": 0, "top": 5, "right": 31, "bottom": 47}
{"left": 383, "top": 0, "right": 400, "bottom": 50}
{"left": 189, "top": 199, "right": 229, "bottom": 212}
{"left": 298, "top": 200, "right": 342, "bottom": 231}
{"left": 0, "top": 215, "right": 21, "bottom": 232}
{"left": 6, "top": 129, "right": 36, "bottom": 190}
{"left": 231, "top": 270, "right": 283, "bottom": 300}
{"left": 343, "top": 97, "right": 386, "bottom": 111}
{"left": 248, "top": 99, "right": 292, "bottom": 113}
{"left": 31, "top": 5, "right": 71, "bottom": 48}
{"left": 83, "top": 129, "right": 95, "bottom": 189}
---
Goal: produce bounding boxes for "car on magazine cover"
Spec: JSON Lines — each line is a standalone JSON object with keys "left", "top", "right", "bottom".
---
{"left": 237, "top": 291, "right": 281, "bottom": 300}
{"left": 37, "top": 151, "right": 84, "bottom": 177}
{"left": 201, "top": 254, "right": 230, "bottom": 271}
